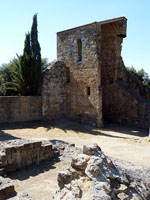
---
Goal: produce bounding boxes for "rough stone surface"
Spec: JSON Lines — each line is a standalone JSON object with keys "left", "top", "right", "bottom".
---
{"left": 50, "top": 139, "right": 82, "bottom": 161}
{"left": 83, "top": 143, "right": 101, "bottom": 155}
{"left": 0, "top": 139, "right": 150, "bottom": 199}
{"left": 71, "top": 154, "right": 90, "bottom": 169}
{"left": 0, "top": 96, "right": 42, "bottom": 124}
{"left": 57, "top": 21, "right": 103, "bottom": 127}
{"left": 53, "top": 143, "right": 150, "bottom": 200}
{"left": 0, "top": 139, "right": 68, "bottom": 200}
{"left": 100, "top": 18, "right": 150, "bottom": 128}
{"left": 0, "top": 176, "right": 15, "bottom": 200}
{"left": 0, "top": 139, "right": 59, "bottom": 174}
{"left": 0, "top": 17, "right": 149, "bottom": 128}
{"left": 42, "top": 61, "right": 67, "bottom": 121}
{"left": 41, "top": 17, "right": 150, "bottom": 128}
{"left": 53, "top": 180, "right": 82, "bottom": 200}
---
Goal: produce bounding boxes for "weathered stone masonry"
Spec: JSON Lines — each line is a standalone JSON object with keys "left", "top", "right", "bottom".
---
{"left": 100, "top": 20, "right": 150, "bottom": 127}
{"left": 0, "top": 96, "right": 42, "bottom": 123}
{"left": 0, "top": 140, "right": 59, "bottom": 199}
{"left": 0, "top": 140, "right": 59, "bottom": 175}
{"left": 42, "top": 16, "right": 150, "bottom": 128}
{"left": 42, "top": 61, "right": 67, "bottom": 121}
{"left": 57, "top": 22, "right": 103, "bottom": 127}
{"left": 0, "top": 17, "right": 148, "bottom": 128}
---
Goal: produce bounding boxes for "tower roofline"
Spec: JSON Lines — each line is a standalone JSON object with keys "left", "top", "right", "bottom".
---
{"left": 57, "top": 16, "right": 127, "bottom": 34}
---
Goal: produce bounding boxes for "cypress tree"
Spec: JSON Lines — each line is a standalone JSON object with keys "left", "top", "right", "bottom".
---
{"left": 30, "top": 13, "right": 41, "bottom": 95}
{"left": 18, "top": 13, "right": 42, "bottom": 95}
{"left": 21, "top": 32, "right": 32, "bottom": 95}
{"left": 8, "top": 14, "right": 42, "bottom": 96}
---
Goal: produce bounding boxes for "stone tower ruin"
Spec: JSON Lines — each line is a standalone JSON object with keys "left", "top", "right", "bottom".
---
{"left": 42, "top": 17, "right": 150, "bottom": 128}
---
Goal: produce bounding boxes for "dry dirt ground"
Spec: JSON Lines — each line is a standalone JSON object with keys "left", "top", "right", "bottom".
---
{"left": 0, "top": 120, "right": 150, "bottom": 199}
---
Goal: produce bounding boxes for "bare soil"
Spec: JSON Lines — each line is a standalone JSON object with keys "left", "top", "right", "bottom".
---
{"left": 0, "top": 120, "right": 150, "bottom": 199}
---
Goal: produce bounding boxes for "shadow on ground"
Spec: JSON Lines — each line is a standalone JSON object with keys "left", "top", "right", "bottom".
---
{"left": 7, "top": 157, "right": 60, "bottom": 181}
{"left": 0, "top": 130, "right": 20, "bottom": 141}
{"left": 0, "top": 119, "right": 148, "bottom": 140}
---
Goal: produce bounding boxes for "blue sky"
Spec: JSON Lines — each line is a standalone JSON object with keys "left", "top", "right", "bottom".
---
{"left": 0, "top": 0, "right": 150, "bottom": 74}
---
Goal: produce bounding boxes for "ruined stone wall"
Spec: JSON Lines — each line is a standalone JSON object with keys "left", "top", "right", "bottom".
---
{"left": 42, "top": 61, "right": 67, "bottom": 120}
{"left": 105, "top": 82, "right": 150, "bottom": 127}
{"left": 42, "top": 17, "right": 149, "bottom": 128}
{"left": 124, "top": 66, "right": 150, "bottom": 101}
{"left": 101, "top": 22, "right": 124, "bottom": 121}
{"left": 0, "top": 140, "right": 59, "bottom": 174}
{"left": 101, "top": 22, "right": 150, "bottom": 128}
{"left": 0, "top": 96, "right": 42, "bottom": 123}
{"left": 57, "top": 24, "right": 102, "bottom": 127}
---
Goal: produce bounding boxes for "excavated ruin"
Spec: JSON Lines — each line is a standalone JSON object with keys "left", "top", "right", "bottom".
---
{"left": 53, "top": 143, "right": 150, "bottom": 200}
{"left": 0, "top": 140, "right": 150, "bottom": 200}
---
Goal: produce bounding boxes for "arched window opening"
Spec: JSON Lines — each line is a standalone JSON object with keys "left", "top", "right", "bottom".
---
{"left": 77, "top": 39, "right": 82, "bottom": 62}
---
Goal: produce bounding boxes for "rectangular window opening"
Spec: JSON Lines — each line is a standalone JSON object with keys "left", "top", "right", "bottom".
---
{"left": 87, "top": 87, "right": 91, "bottom": 96}
{"left": 77, "top": 39, "right": 82, "bottom": 62}
{"left": 66, "top": 67, "right": 70, "bottom": 83}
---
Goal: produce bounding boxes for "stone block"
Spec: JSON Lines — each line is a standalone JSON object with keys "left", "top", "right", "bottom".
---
{"left": 34, "top": 142, "right": 42, "bottom": 148}
{"left": 0, "top": 176, "right": 15, "bottom": 200}
{"left": 25, "top": 159, "right": 33, "bottom": 166}
{"left": 6, "top": 164, "right": 17, "bottom": 173}
{"left": 11, "top": 152, "right": 17, "bottom": 161}
{"left": 7, "top": 158, "right": 15, "bottom": 165}
{"left": 21, "top": 149, "right": 28, "bottom": 159}
{"left": 42, "top": 144, "right": 52, "bottom": 150}
{"left": 15, "top": 145, "right": 24, "bottom": 152}
{"left": 0, "top": 154, "right": 6, "bottom": 162}
{"left": 24, "top": 143, "right": 34, "bottom": 149}
{"left": 39, "top": 154, "right": 45, "bottom": 161}
{"left": 4, "top": 147, "right": 15, "bottom": 155}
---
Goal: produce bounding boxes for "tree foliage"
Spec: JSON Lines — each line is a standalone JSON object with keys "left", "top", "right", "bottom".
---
{"left": 20, "top": 14, "right": 42, "bottom": 95}
{"left": 0, "top": 56, "right": 48, "bottom": 96}
{"left": 0, "top": 14, "right": 45, "bottom": 96}
{"left": 126, "top": 66, "right": 150, "bottom": 86}
{"left": 0, "top": 58, "right": 21, "bottom": 96}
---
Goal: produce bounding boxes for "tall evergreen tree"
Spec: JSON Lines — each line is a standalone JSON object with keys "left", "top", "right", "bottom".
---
{"left": 18, "top": 13, "right": 42, "bottom": 95}
{"left": 0, "top": 14, "right": 43, "bottom": 96}
{"left": 21, "top": 32, "right": 32, "bottom": 95}
{"left": 30, "top": 13, "right": 41, "bottom": 95}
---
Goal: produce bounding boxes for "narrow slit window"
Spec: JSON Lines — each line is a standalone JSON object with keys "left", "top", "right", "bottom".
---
{"left": 66, "top": 67, "right": 70, "bottom": 83}
{"left": 77, "top": 39, "right": 82, "bottom": 62}
{"left": 87, "top": 87, "right": 90, "bottom": 96}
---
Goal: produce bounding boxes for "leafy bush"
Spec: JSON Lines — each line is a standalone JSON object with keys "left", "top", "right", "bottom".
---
{"left": 0, "top": 58, "right": 20, "bottom": 96}
{"left": 0, "top": 57, "right": 48, "bottom": 96}
{"left": 126, "top": 66, "right": 150, "bottom": 86}
{"left": 0, "top": 14, "right": 48, "bottom": 96}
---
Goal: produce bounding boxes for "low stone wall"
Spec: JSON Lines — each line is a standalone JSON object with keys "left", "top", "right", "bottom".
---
{"left": 0, "top": 176, "right": 15, "bottom": 200}
{"left": 0, "top": 140, "right": 59, "bottom": 174}
{"left": 0, "top": 96, "right": 42, "bottom": 123}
